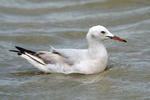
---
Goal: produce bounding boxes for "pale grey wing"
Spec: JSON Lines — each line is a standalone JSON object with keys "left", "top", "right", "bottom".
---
{"left": 11, "top": 46, "right": 86, "bottom": 66}
{"left": 52, "top": 49, "right": 87, "bottom": 64}
{"left": 36, "top": 50, "right": 76, "bottom": 66}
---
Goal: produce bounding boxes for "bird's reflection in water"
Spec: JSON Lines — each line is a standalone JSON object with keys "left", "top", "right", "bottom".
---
{"left": 11, "top": 64, "right": 113, "bottom": 85}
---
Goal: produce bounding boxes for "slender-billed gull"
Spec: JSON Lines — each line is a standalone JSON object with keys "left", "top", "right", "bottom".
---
{"left": 10, "top": 25, "right": 127, "bottom": 74}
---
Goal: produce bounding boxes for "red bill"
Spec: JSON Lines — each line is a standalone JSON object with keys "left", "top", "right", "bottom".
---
{"left": 108, "top": 36, "right": 127, "bottom": 42}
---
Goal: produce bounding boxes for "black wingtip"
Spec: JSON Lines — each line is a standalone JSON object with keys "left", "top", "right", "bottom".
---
{"left": 9, "top": 46, "right": 36, "bottom": 55}
{"left": 9, "top": 49, "right": 22, "bottom": 55}
{"left": 15, "top": 46, "right": 36, "bottom": 54}
{"left": 9, "top": 50, "right": 19, "bottom": 52}
{"left": 15, "top": 46, "right": 24, "bottom": 51}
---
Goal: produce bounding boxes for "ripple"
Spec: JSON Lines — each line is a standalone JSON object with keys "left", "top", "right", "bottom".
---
{"left": 0, "top": 0, "right": 150, "bottom": 99}
{"left": 0, "top": 35, "right": 61, "bottom": 44}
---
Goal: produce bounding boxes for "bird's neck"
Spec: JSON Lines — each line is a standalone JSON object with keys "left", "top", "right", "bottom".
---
{"left": 88, "top": 40, "right": 107, "bottom": 58}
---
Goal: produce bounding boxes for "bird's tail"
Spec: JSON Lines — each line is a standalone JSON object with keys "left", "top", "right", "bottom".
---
{"left": 9, "top": 46, "right": 46, "bottom": 65}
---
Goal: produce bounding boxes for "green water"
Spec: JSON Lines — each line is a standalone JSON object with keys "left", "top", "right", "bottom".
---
{"left": 0, "top": 0, "right": 150, "bottom": 100}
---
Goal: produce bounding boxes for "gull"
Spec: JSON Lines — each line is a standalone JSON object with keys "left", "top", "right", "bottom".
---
{"left": 10, "top": 25, "right": 127, "bottom": 74}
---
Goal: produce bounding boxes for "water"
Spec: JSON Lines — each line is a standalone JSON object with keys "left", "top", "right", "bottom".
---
{"left": 0, "top": 0, "right": 150, "bottom": 100}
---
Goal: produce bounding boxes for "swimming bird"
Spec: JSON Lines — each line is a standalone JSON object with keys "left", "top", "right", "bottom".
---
{"left": 10, "top": 25, "right": 127, "bottom": 74}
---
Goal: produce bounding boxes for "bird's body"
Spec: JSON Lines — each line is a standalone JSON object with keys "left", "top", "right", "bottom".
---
{"left": 10, "top": 25, "right": 126, "bottom": 74}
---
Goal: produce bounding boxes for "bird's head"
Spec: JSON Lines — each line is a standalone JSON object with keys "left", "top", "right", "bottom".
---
{"left": 87, "top": 25, "right": 127, "bottom": 43}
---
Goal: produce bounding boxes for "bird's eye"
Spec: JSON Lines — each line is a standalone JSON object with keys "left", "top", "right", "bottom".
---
{"left": 101, "top": 31, "right": 105, "bottom": 34}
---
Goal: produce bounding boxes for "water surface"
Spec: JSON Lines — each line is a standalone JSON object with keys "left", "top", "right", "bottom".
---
{"left": 0, "top": 0, "right": 150, "bottom": 100}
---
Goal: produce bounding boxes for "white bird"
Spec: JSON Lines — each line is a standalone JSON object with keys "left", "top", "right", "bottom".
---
{"left": 10, "top": 25, "right": 127, "bottom": 74}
